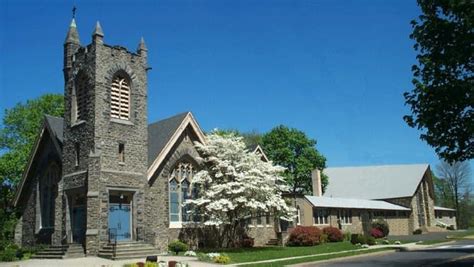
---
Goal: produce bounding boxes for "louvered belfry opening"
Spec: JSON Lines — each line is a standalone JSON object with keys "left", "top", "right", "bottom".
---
{"left": 74, "top": 72, "right": 88, "bottom": 122}
{"left": 111, "top": 74, "right": 130, "bottom": 120}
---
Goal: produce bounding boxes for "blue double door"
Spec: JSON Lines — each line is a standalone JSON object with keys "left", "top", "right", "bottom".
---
{"left": 108, "top": 203, "right": 131, "bottom": 241}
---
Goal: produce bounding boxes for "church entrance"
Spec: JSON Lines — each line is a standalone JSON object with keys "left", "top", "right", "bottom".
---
{"left": 108, "top": 191, "right": 134, "bottom": 242}
{"left": 69, "top": 193, "right": 86, "bottom": 244}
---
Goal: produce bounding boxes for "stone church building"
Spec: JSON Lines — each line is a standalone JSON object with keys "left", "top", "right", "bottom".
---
{"left": 13, "top": 19, "right": 456, "bottom": 259}
{"left": 13, "top": 19, "right": 277, "bottom": 258}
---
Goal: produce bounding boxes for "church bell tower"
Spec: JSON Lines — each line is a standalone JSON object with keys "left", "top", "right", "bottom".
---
{"left": 61, "top": 16, "right": 149, "bottom": 254}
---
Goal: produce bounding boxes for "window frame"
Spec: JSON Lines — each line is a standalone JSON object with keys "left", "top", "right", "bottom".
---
{"left": 110, "top": 74, "right": 131, "bottom": 121}
{"left": 337, "top": 209, "right": 352, "bottom": 225}
{"left": 313, "top": 208, "right": 329, "bottom": 225}
{"left": 168, "top": 161, "right": 197, "bottom": 228}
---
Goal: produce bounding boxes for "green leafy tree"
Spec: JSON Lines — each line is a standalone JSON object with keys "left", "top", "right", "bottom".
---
{"left": 1, "top": 94, "right": 64, "bottom": 190}
{"left": 404, "top": 0, "right": 473, "bottom": 163}
{"left": 0, "top": 93, "right": 64, "bottom": 249}
{"left": 436, "top": 160, "right": 472, "bottom": 228}
{"left": 262, "top": 125, "right": 327, "bottom": 195}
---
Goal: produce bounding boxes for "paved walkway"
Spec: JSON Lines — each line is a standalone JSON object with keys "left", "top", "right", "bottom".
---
{"left": 0, "top": 255, "right": 221, "bottom": 267}
{"left": 0, "top": 241, "right": 460, "bottom": 267}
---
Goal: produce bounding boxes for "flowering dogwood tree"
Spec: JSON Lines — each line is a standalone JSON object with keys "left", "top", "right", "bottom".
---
{"left": 187, "top": 132, "right": 294, "bottom": 247}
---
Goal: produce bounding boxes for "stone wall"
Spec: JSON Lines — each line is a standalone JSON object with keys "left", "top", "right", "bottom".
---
{"left": 146, "top": 128, "right": 202, "bottom": 252}
{"left": 295, "top": 196, "right": 411, "bottom": 235}
{"left": 435, "top": 211, "right": 457, "bottom": 229}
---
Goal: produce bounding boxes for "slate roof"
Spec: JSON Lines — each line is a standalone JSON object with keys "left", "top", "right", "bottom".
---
{"left": 305, "top": 196, "right": 410, "bottom": 211}
{"left": 147, "top": 112, "right": 189, "bottom": 167}
{"left": 44, "top": 115, "right": 64, "bottom": 143}
{"left": 324, "top": 164, "right": 430, "bottom": 200}
{"left": 42, "top": 112, "right": 190, "bottom": 168}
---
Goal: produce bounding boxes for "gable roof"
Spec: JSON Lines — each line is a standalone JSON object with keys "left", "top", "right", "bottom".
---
{"left": 324, "top": 164, "right": 430, "bottom": 200}
{"left": 14, "top": 115, "right": 63, "bottom": 206}
{"left": 247, "top": 144, "right": 269, "bottom": 162}
{"left": 146, "top": 112, "right": 206, "bottom": 180}
{"left": 147, "top": 112, "right": 189, "bottom": 167}
{"left": 305, "top": 195, "right": 410, "bottom": 211}
{"left": 45, "top": 114, "right": 64, "bottom": 143}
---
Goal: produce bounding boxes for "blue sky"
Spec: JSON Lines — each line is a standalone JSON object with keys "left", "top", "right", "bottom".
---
{"left": 0, "top": 0, "right": 472, "bottom": 179}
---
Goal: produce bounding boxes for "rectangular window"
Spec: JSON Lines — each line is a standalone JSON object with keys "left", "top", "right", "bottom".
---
{"left": 74, "top": 143, "right": 80, "bottom": 166}
{"left": 256, "top": 212, "right": 262, "bottom": 226}
{"left": 245, "top": 213, "right": 253, "bottom": 227}
{"left": 313, "top": 208, "right": 328, "bottom": 225}
{"left": 118, "top": 143, "right": 125, "bottom": 162}
{"left": 265, "top": 213, "right": 271, "bottom": 225}
{"left": 337, "top": 209, "right": 352, "bottom": 224}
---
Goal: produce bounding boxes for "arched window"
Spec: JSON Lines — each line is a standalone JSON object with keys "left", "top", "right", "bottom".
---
{"left": 40, "top": 163, "right": 59, "bottom": 228}
{"left": 169, "top": 162, "right": 196, "bottom": 224}
{"left": 110, "top": 74, "right": 130, "bottom": 120}
{"left": 72, "top": 72, "right": 88, "bottom": 122}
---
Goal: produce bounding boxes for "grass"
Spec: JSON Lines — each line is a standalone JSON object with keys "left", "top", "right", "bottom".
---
{"left": 198, "top": 242, "right": 358, "bottom": 263}
{"left": 386, "top": 239, "right": 417, "bottom": 244}
{"left": 448, "top": 228, "right": 474, "bottom": 239}
{"left": 239, "top": 248, "right": 393, "bottom": 267}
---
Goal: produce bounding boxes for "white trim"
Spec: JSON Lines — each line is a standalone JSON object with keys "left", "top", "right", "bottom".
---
{"left": 14, "top": 125, "right": 47, "bottom": 207}
{"left": 147, "top": 112, "right": 206, "bottom": 180}
{"left": 253, "top": 145, "right": 269, "bottom": 162}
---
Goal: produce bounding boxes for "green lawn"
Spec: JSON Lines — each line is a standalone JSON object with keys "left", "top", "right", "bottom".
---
{"left": 239, "top": 248, "right": 393, "bottom": 267}
{"left": 198, "top": 242, "right": 358, "bottom": 263}
{"left": 449, "top": 228, "right": 474, "bottom": 239}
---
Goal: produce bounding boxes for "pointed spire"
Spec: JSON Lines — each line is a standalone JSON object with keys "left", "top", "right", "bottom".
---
{"left": 65, "top": 18, "right": 80, "bottom": 44}
{"left": 92, "top": 21, "right": 104, "bottom": 44}
{"left": 138, "top": 37, "right": 147, "bottom": 52}
{"left": 92, "top": 21, "right": 104, "bottom": 37}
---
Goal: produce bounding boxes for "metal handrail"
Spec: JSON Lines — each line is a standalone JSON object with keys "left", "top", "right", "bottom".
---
{"left": 108, "top": 228, "right": 117, "bottom": 258}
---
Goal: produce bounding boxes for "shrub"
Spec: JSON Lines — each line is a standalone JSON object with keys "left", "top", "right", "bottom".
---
{"left": 371, "top": 218, "right": 389, "bottom": 237}
{"left": 287, "top": 226, "right": 322, "bottom": 246}
{"left": 322, "top": 227, "right": 344, "bottom": 242}
{"left": 0, "top": 247, "right": 18, "bottom": 262}
{"left": 213, "top": 254, "right": 231, "bottom": 264}
{"left": 197, "top": 252, "right": 209, "bottom": 261}
{"left": 382, "top": 239, "right": 390, "bottom": 245}
{"left": 356, "top": 235, "right": 367, "bottom": 245}
{"left": 370, "top": 228, "right": 384, "bottom": 239}
{"left": 350, "top": 234, "right": 369, "bottom": 245}
{"left": 366, "top": 236, "right": 376, "bottom": 245}
{"left": 343, "top": 231, "right": 352, "bottom": 242}
{"left": 241, "top": 238, "right": 254, "bottom": 248}
{"left": 319, "top": 234, "right": 328, "bottom": 243}
{"left": 239, "top": 234, "right": 254, "bottom": 248}
{"left": 447, "top": 225, "right": 455, "bottom": 230}
{"left": 350, "top": 234, "right": 359, "bottom": 245}
{"left": 168, "top": 240, "right": 188, "bottom": 255}
{"left": 413, "top": 229, "right": 422, "bottom": 235}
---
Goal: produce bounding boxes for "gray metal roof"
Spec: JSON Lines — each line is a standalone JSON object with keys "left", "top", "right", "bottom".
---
{"left": 434, "top": 206, "right": 456, "bottom": 211}
{"left": 305, "top": 195, "right": 410, "bottom": 211}
{"left": 147, "top": 112, "right": 189, "bottom": 167}
{"left": 44, "top": 115, "right": 64, "bottom": 143}
{"left": 324, "top": 164, "right": 430, "bottom": 200}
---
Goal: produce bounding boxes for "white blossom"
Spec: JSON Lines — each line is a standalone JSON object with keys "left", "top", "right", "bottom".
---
{"left": 186, "top": 132, "right": 295, "bottom": 227}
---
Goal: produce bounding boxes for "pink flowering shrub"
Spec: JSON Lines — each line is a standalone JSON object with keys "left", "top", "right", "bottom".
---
{"left": 370, "top": 227, "right": 384, "bottom": 239}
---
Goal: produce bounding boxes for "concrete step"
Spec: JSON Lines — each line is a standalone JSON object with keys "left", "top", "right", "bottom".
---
{"left": 31, "top": 254, "right": 64, "bottom": 259}
{"left": 98, "top": 242, "right": 159, "bottom": 260}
